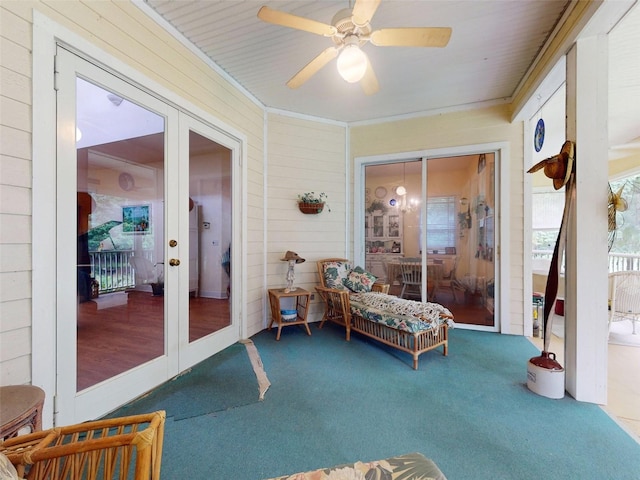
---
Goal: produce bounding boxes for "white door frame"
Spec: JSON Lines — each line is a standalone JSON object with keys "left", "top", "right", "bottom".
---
{"left": 32, "top": 12, "right": 247, "bottom": 426}
{"left": 354, "top": 141, "right": 510, "bottom": 334}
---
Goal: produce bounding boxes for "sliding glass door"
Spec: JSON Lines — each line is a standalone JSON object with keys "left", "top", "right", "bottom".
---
{"left": 362, "top": 154, "right": 497, "bottom": 329}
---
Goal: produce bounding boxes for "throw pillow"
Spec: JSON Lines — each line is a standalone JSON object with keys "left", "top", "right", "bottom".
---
{"left": 323, "top": 261, "right": 351, "bottom": 290}
{"left": 344, "top": 266, "right": 377, "bottom": 293}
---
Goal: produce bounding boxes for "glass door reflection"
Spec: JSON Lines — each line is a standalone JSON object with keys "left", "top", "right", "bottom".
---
{"left": 76, "top": 78, "right": 166, "bottom": 391}
{"left": 364, "top": 155, "right": 496, "bottom": 328}
{"left": 188, "top": 130, "right": 232, "bottom": 342}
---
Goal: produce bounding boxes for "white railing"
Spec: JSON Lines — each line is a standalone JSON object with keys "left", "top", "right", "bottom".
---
{"left": 88, "top": 250, "right": 155, "bottom": 294}
{"left": 532, "top": 250, "right": 640, "bottom": 273}
{"left": 608, "top": 253, "right": 640, "bottom": 272}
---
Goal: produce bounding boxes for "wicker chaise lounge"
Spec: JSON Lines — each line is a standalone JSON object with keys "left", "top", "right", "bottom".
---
{"left": 315, "top": 258, "right": 453, "bottom": 369}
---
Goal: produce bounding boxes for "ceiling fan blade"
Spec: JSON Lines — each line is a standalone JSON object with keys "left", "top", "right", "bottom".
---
{"left": 360, "top": 57, "right": 379, "bottom": 96}
{"left": 370, "top": 27, "right": 452, "bottom": 47}
{"left": 352, "top": 0, "right": 381, "bottom": 27}
{"left": 286, "top": 47, "right": 339, "bottom": 89}
{"left": 258, "top": 6, "right": 336, "bottom": 36}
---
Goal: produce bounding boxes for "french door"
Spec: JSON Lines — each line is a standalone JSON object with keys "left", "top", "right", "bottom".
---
{"left": 55, "top": 47, "right": 239, "bottom": 424}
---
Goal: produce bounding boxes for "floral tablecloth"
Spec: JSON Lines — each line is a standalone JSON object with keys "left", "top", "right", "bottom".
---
{"left": 265, "top": 452, "right": 447, "bottom": 480}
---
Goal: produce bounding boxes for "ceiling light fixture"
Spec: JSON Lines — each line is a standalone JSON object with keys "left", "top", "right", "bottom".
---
{"left": 336, "top": 37, "right": 367, "bottom": 83}
{"left": 395, "top": 162, "right": 407, "bottom": 196}
{"left": 107, "top": 93, "right": 124, "bottom": 106}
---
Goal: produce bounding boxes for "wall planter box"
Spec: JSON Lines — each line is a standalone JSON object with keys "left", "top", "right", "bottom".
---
{"left": 298, "top": 202, "right": 325, "bottom": 214}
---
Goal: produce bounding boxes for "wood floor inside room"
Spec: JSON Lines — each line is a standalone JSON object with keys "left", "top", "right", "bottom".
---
{"left": 77, "top": 291, "right": 230, "bottom": 391}
{"left": 388, "top": 284, "right": 494, "bottom": 326}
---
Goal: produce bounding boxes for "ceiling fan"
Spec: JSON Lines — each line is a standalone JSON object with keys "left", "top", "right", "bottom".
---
{"left": 257, "top": 0, "right": 452, "bottom": 95}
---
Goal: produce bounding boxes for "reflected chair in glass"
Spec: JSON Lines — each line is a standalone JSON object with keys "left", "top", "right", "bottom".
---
{"left": 431, "top": 257, "right": 464, "bottom": 303}
{"left": 399, "top": 258, "right": 422, "bottom": 300}
{"left": 608, "top": 270, "right": 640, "bottom": 336}
{"left": 129, "top": 256, "right": 163, "bottom": 295}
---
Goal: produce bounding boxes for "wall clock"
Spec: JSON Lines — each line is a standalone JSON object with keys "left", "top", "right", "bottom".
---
{"left": 119, "top": 172, "right": 135, "bottom": 191}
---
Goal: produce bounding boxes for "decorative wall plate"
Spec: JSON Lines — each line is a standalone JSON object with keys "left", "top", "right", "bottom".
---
{"left": 534, "top": 118, "right": 545, "bottom": 152}
{"left": 119, "top": 172, "right": 135, "bottom": 191}
{"left": 375, "top": 186, "right": 387, "bottom": 199}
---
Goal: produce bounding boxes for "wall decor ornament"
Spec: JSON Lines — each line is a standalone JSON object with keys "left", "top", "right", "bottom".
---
{"left": 297, "top": 192, "right": 330, "bottom": 214}
{"left": 534, "top": 118, "right": 545, "bottom": 152}
{"left": 477, "top": 153, "right": 486, "bottom": 173}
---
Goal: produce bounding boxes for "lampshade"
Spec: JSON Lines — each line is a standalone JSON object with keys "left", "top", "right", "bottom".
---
{"left": 336, "top": 44, "right": 367, "bottom": 83}
{"left": 395, "top": 186, "right": 407, "bottom": 196}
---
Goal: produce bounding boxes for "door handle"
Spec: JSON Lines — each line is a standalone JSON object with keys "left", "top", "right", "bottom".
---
{"left": 169, "top": 258, "right": 180, "bottom": 267}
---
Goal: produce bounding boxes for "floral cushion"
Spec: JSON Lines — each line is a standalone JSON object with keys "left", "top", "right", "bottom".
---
{"left": 323, "top": 261, "right": 352, "bottom": 290}
{"left": 344, "top": 266, "right": 377, "bottom": 293}
{"left": 265, "top": 452, "right": 447, "bottom": 480}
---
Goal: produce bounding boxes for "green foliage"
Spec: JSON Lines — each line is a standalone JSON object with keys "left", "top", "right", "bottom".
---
{"left": 87, "top": 220, "right": 123, "bottom": 250}
{"left": 298, "top": 192, "right": 330, "bottom": 211}
{"left": 298, "top": 191, "right": 327, "bottom": 203}
{"left": 367, "top": 199, "right": 388, "bottom": 214}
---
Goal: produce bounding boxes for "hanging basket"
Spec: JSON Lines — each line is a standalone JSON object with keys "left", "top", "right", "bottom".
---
{"left": 298, "top": 202, "right": 324, "bottom": 214}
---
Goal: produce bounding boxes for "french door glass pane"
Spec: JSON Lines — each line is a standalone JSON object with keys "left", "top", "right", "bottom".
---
{"left": 76, "top": 78, "right": 166, "bottom": 391}
{"left": 188, "top": 130, "right": 232, "bottom": 342}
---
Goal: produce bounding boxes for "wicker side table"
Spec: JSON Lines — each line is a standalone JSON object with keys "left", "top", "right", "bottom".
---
{"left": 0, "top": 385, "right": 45, "bottom": 440}
{"left": 268, "top": 288, "right": 312, "bottom": 340}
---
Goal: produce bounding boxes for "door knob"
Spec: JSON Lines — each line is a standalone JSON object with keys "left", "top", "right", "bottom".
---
{"left": 169, "top": 258, "right": 180, "bottom": 266}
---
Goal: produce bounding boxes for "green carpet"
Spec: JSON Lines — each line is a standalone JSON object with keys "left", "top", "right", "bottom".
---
{"left": 107, "top": 343, "right": 260, "bottom": 421}
{"left": 122, "top": 325, "right": 640, "bottom": 479}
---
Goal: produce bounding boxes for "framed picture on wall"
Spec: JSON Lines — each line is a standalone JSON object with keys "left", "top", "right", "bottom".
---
{"left": 122, "top": 204, "right": 151, "bottom": 234}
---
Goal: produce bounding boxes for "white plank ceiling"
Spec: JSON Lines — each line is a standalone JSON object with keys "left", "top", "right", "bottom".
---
{"left": 143, "top": 0, "right": 639, "bottom": 154}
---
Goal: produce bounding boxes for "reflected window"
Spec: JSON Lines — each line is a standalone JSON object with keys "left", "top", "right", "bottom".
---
{"left": 421, "top": 196, "right": 457, "bottom": 252}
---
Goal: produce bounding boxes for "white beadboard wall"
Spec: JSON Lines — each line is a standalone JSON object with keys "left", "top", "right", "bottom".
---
{"left": 350, "top": 104, "right": 526, "bottom": 334}
{"left": 0, "top": 3, "right": 33, "bottom": 386}
{"left": 0, "top": 0, "right": 266, "bottom": 384}
{"left": 266, "top": 112, "right": 347, "bottom": 323}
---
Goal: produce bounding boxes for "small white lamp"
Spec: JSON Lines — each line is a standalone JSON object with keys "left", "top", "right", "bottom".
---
{"left": 281, "top": 251, "right": 306, "bottom": 292}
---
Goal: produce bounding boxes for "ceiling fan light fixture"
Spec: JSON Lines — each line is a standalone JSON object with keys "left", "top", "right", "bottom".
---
{"left": 337, "top": 44, "right": 367, "bottom": 83}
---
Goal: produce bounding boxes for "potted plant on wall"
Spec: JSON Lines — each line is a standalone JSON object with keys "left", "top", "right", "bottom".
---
{"left": 367, "top": 199, "right": 388, "bottom": 214}
{"left": 298, "top": 192, "right": 330, "bottom": 214}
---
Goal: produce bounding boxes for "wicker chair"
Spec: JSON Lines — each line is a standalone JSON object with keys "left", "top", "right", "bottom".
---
{"left": 608, "top": 271, "right": 640, "bottom": 336}
{"left": 315, "top": 258, "right": 389, "bottom": 339}
{"left": 0, "top": 410, "right": 165, "bottom": 480}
